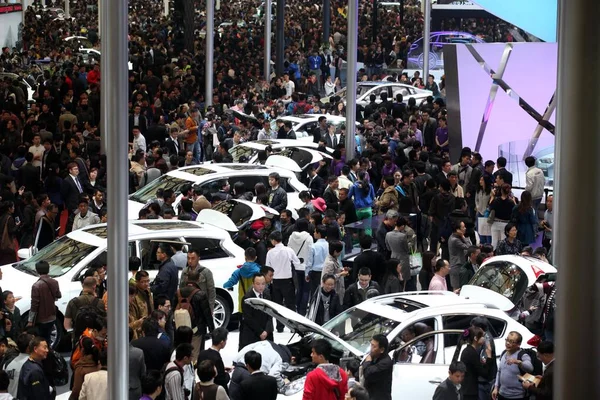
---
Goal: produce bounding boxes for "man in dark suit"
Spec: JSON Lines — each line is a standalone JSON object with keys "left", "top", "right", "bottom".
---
{"left": 197, "top": 327, "right": 230, "bottom": 394}
{"left": 239, "top": 274, "right": 273, "bottom": 350}
{"left": 323, "top": 123, "right": 339, "bottom": 149}
{"left": 240, "top": 350, "right": 278, "bottom": 400}
{"left": 421, "top": 110, "right": 438, "bottom": 150}
{"left": 19, "top": 152, "right": 42, "bottom": 196}
{"left": 129, "top": 105, "right": 148, "bottom": 142}
{"left": 343, "top": 267, "right": 382, "bottom": 310}
{"left": 458, "top": 246, "right": 480, "bottom": 289}
{"left": 41, "top": 139, "right": 60, "bottom": 178}
{"left": 323, "top": 176, "right": 339, "bottom": 212}
{"left": 493, "top": 156, "right": 514, "bottom": 186}
{"left": 131, "top": 319, "right": 171, "bottom": 371}
{"left": 164, "top": 127, "right": 183, "bottom": 156}
{"left": 522, "top": 341, "right": 553, "bottom": 400}
{"left": 62, "top": 162, "right": 85, "bottom": 214}
{"left": 353, "top": 235, "right": 386, "bottom": 283}
{"left": 307, "top": 166, "right": 325, "bottom": 198}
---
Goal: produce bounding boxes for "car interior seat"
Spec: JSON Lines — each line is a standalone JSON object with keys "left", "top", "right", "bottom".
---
{"left": 414, "top": 322, "right": 436, "bottom": 364}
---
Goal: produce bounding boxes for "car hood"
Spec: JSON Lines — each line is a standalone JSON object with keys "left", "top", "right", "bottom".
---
{"left": 128, "top": 200, "right": 145, "bottom": 220}
{"left": 244, "top": 298, "right": 363, "bottom": 357}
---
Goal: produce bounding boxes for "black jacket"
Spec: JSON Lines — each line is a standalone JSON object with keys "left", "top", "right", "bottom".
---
{"left": 240, "top": 289, "right": 273, "bottom": 350}
{"left": 343, "top": 281, "right": 382, "bottom": 310}
{"left": 323, "top": 187, "right": 339, "bottom": 212}
{"left": 267, "top": 186, "right": 287, "bottom": 212}
{"left": 229, "top": 362, "right": 251, "bottom": 400}
{"left": 131, "top": 336, "right": 171, "bottom": 372}
{"left": 353, "top": 250, "right": 386, "bottom": 284}
{"left": 458, "top": 261, "right": 477, "bottom": 288}
{"left": 527, "top": 361, "right": 553, "bottom": 400}
{"left": 429, "top": 191, "right": 456, "bottom": 224}
{"left": 61, "top": 175, "right": 84, "bottom": 212}
{"left": 19, "top": 163, "right": 41, "bottom": 196}
{"left": 198, "top": 348, "right": 230, "bottom": 394}
{"left": 362, "top": 354, "right": 393, "bottom": 400}
{"left": 460, "top": 345, "right": 493, "bottom": 397}
{"left": 308, "top": 175, "right": 325, "bottom": 198}
{"left": 151, "top": 259, "right": 179, "bottom": 302}
{"left": 433, "top": 378, "right": 463, "bottom": 400}
{"left": 240, "top": 372, "right": 279, "bottom": 400}
{"left": 339, "top": 198, "right": 357, "bottom": 224}
{"left": 17, "top": 358, "right": 52, "bottom": 400}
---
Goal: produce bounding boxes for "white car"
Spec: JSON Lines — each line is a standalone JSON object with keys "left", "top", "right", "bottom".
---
{"left": 229, "top": 141, "right": 332, "bottom": 169}
{"left": 460, "top": 254, "right": 557, "bottom": 318}
{"left": 324, "top": 82, "right": 433, "bottom": 107}
{"left": 0, "top": 72, "right": 36, "bottom": 103}
{"left": 246, "top": 291, "right": 534, "bottom": 399}
{"left": 5, "top": 219, "right": 245, "bottom": 348}
{"left": 128, "top": 163, "right": 308, "bottom": 219}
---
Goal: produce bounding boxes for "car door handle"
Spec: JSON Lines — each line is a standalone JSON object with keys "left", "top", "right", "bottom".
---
{"left": 429, "top": 379, "right": 443, "bottom": 384}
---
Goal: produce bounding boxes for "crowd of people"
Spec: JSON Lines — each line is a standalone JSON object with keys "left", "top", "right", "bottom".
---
{"left": 0, "top": 0, "right": 556, "bottom": 399}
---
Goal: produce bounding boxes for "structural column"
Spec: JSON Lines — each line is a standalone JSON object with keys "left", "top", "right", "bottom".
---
{"left": 100, "top": 0, "right": 129, "bottom": 397}
{"left": 164, "top": 0, "right": 169, "bottom": 16}
{"left": 554, "top": 0, "right": 600, "bottom": 398}
{"left": 264, "top": 0, "right": 271, "bottom": 82}
{"left": 275, "top": 0, "right": 285, "bottom": 76}
{"left": 205, "top": 0, "right": 214, "bottom": 108}
{"left": 423, "top": 0, "right": 431, "bottom": 80}
{"left": 345, "top": 0, "right": 358, "bottom": 160}
{"left": 65, "top": 0, "right": 69, "bottom": 18}
{"left": 372, "top": 0, "right": 378, "bottom": 44}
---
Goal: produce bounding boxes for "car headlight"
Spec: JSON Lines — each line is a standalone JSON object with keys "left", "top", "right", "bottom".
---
{"left": 283, "top": 376, "right": 307, "bottom": 396}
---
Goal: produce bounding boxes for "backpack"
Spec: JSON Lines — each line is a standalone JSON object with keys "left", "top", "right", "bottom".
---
{"left": 43, "top": 349, "right": 70, "bottom": 386}
{"left": 70, "top": 328, "right": 103, "bottom": 370}
{"left": 73, "top": 296, "right": 106, "bottom": 344}
{"left": 161, "top": 363, "right": 189, "bottom": 400}
{"left": 174, "top": 288, "right": 200, "bottom": 330}
{"left": 500, "top": 348, "right": 544, "bottom": 376}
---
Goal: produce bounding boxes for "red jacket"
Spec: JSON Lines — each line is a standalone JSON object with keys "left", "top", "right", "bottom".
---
{"left": 302, "top": 364, "right": 348, "bottom": 400}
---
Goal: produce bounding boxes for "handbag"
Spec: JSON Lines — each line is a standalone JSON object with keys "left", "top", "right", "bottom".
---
{"left": 0, "top": 218, "right": 14, "bottom": 252}
{"left": 487, "top": 209, "right": 496, "bottom": 225}
{"left": 409, "top": 252, "right": 422, "bottom": 277}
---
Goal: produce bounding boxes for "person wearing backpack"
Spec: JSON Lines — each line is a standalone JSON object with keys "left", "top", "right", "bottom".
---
{"left": 179, "top": 249, "right": 216, "bottom": 314}
{"left": 26, "top": 261, "right": 62, "bottom": 346}
{"left": 173, "top": 269, "right": 215, "bottom": 362}
{"left": 223, "top": 247, "right": 262, "bottom": 313}
{"left": 164, "top": 343, "right": 194, "bottom": 400}
{"left": 492, "top": 331, "right": 535, "bottom": 400}
{"left": 5, "top": 333, "right": 32, "bottom": 398}
{"left": 63, "top": 277, "right": 106, "bottom": 347}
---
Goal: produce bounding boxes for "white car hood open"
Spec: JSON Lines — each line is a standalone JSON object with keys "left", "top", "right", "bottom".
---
{"left": 244, "top": 298, "right": 363, "bottom": 357}
{"left": 459, "top": 285, "right": 517, "bottom": 311}
{"left": 196, "top": 209, "right": 239, "bottom": 232}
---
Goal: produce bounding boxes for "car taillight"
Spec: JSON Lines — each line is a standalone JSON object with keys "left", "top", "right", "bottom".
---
{"left": 527, "top": 335, "right": 541, "bottom": 347}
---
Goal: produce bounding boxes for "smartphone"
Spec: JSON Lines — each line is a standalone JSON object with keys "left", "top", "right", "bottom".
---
{"left": 15, "top": 217, "right": 20, "bottom": 224}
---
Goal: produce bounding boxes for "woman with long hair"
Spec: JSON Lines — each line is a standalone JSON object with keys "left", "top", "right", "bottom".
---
{"left": 70, "top": 336, "right": 101, "bottom": 399}
{"left": 321, "top": 241, "right": 347, "bottom": 304}
{"left": 475, "top": 175, "right": 493, "bottom": 244}
{"left": 0, "top": 201, "right": 18, "bottom": 265}
{"left": 453, "top": 326, "right": 493, "bottom": 400}
{"left": 418, "top": 251, "right": 436, "bottom": 291}
{"left": 489, "top": 183, "right": 517, "bottom": 248}
{"left": 511, "top": 190, "right": 539, "bottom": 245}
{"left": 382, "top": 259, "right": 404, "bottom": 294}
{"left": 306, "top": 274, "right": 343, "bottom": 324}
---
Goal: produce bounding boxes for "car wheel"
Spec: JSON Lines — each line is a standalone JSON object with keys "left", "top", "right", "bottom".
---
{"left": 417, "top": 52, "right": 439, "bottom": 70}
{"left": 213, "top": 295, "right": 231, "bottom": 329}
{"left": 21, "top": 313, "right": 64, "bottom": 350}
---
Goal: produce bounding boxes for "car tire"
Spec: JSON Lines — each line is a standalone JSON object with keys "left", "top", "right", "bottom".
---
{"left": 213, "top": 295, "right": 231, "bottom": 329}
{"left": 417, "top": 52, "right": 439, "bottom": 70}
{"left": 21, "top": 313, "right": 64, "bottom": 350}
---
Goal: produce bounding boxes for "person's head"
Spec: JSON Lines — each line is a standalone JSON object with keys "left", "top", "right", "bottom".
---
{"left": 453, "top": 220, "right": 466, "bottom": 236}
{"left": 369, "top": 334, "right": 389, "bottom": 359}
{"left": 260, "top": 266, "right": 274, "bottom": 284}
{"left": 359, "top": 235, "right": 373, "bottom": 250}
{"left": 187, "top": 248, "right": 200, "bottom": 267}
{"left": 442, "top": 160, "right": 452, "bottom": 173}
{"left": 310, "top": 338, "right": 332, "bottom": 364}
{"left": 175, "top": 343, "right": 194, "bottom": 365}
{"left": 280, "top": 209, "right": 292, "bottom": 225}
{"left": 536, "top": 341, "right": 554, "bottom": 365}
{"left": 142, "top": 318, "right": 160, "bottom": 337}
{"left": 448, "top": 361, "right": 467, "bottom": 386}
{"left": 328, "top": 240, "right": 344, "bottom": 257}
{"left": 505, "top": 331, "right": 523, "bottom": 352}
{"left": 244, "top": 350, "right": 262, "bottom": 373}
{"left": 525, "top": 156, "right": 536, "bottom": 168}
{"left": 155, "top": 294, "right": 171, "bottom": 314}
{"left": 546, "top": 194, "right": 553, "bottom": 211}
{"left": 358, "top": 267, "right": 372, "bottom": 288}
{"left": 434, "top": 259, "right": 450, "bottom": 277}
{"left": 197, "top": 359, "right": 217, "bottom": 383}
{"left": 463, "top": 326, "right": 485, "bottom": 347}
{"left": 497, "top": 156, "right": 507, "bottom": 168}
{"left": 252, "top": 273, "right": 266, "bottom": 294}
{"left": 35, "top": 261, "right": 50, "bottom": 275}
{"left": 141, "top": 370, "right": 163, "bottom": 397}
{"left": 321, "top": 274, "right": 336, "bottom": 293}
{"left": 385, "top": 210, "right": 399, "bottom": 226}
{"left": 135, "top": 270, "right": 150, "bottom": 291}
{"left": 78, "top": 197, "right": 89, "bottom": 215}
{"left": 467, "top": 246, "right": 480, "bottom": 264}
{"left": 129, "top": 256, "right": 141, "bottom": 274}
{"left": 244, "top": 247, "right": 257, "bottom": 263}
{"left": 29, "top": 336, "right": 49, "bottom": 361}
{"left": 16, "top": 332, "right": 33, "bottom": 354}
{"left": 447, "top": 171, "right": 458, "bottom": 187}
{"left": 156, "top": 243, "right": 173, "bottom": 261}
{"left": 504, "top": 222, "right": 518, "bottom": 239}
{"left": 211, "top": 327, "right": 228, "bottom": 350}
{"left": 174, "top": 326, "right": 194, "bottom": 347}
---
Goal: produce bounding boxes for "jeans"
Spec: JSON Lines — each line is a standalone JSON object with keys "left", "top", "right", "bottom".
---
{"left": 477, "top": 212, "right": 492, "bottom": 244}
{"left": 272, "top": 278, "right": 296, "bottom": 331}
{"left": 478, "top": 382, "right": 492, "bottom": 400}
{"left": 295, "top": 270, "right": 309, "bottom": 317}
{"left": 491, "top": 221, "right": 508, "bottom": 249}
{"left": 187, "top": 141, "right": 202, "bottom": 164}
{"left": 37, "top": 320, "right": 55, "bottom": 346}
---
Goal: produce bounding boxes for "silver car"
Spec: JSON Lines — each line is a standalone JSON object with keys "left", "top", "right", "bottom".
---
{"left": 324, "top": 82, "right": 432, "bottom": 107}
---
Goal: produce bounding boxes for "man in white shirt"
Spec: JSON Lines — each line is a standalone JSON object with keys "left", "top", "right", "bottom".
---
{"left": 266, "top": 231, "right": 301, "bottom": 332}
{"left": 131, "top": 126, "right": 146, "bottom": 154}
{"left": 257, "top": 120, "right": 277, "bottom": 140}
{"left": 28, "top": 134, "right": 44, "bottom": 168}
{"left": 525, "top": 156, "right": 545, "bottom": 208}
{"left": 283, "top": 73, "right": 295, "bottom": 102}
{"left": 72, "top": 199, "right": 101, "bottom": 231}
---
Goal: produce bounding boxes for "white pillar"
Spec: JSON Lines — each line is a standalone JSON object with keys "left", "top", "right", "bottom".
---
{"left": 205, "top": 0, "right": 214, "bottom": 108}
{"left": 164, "top": 0, "right": 169, "bottom": 16}
{"left": 345, "top": 0, "right": 358, "bottom": 160}
{"left": 65, "top": 0, "right": 69, "bottom": 18}
{"left": 264, "top": 0, "right": 271, "bottom": 82}
{"left": 423, "top": 0, "right": 431, "bottom": 81}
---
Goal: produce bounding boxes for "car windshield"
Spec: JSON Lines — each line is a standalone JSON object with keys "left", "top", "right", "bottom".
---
{"left": 229, "top": 145, "right": 259, "bottom": 162}
{"left": 311, "top": 308, "right": 400, "bottom": 354}
{"left": 129, "top": 175, "right": 189, "bottom": 203}
{"left": 357, "top": 85, "right": 375, "bottom": 96}
{"left": 469, "top": 262, "right": 529, "bottom": 304}
{"left": 13, "top": 236, "right": 98, "bottom": 277}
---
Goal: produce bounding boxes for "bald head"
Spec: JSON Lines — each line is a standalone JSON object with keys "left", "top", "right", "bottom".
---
{"left": 83, "top": 277, "right": 97, "bottom": 290}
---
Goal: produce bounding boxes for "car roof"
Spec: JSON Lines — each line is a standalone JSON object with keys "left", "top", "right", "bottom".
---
{"left": 68, "top": 220, "right": 229, "bottom": 246}
{"left": 480, "top": 254, "right": 557, "bottom": 282}
{"left": 165, "top": 163, "right": 297, "bottom": 180}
